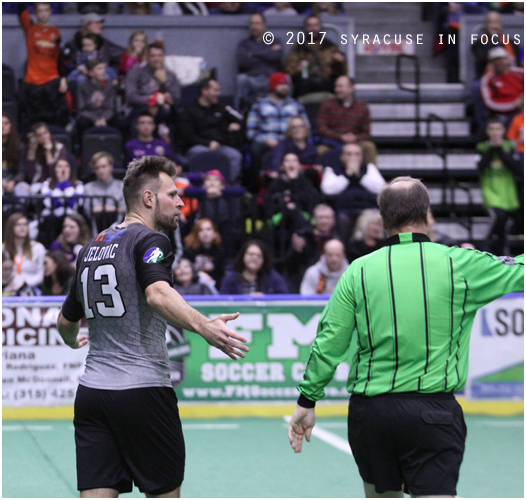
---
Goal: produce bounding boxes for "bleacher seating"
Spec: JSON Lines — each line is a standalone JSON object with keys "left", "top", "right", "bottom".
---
{"left": 81, "top": 127, "right": 124, "bottom": 176}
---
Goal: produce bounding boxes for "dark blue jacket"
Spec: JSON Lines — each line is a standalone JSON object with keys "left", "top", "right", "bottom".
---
{"left": 219, "top": 269, "right": 289, "bottom": 295}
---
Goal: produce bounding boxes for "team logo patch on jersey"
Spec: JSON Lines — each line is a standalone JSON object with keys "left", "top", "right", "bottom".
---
{"left": 144, "top": 247, "right": 164, "bottom": 263}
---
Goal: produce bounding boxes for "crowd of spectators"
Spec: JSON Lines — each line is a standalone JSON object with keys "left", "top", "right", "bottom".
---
{"left": 2, "top": 2, "right": 524, "bottom": 297}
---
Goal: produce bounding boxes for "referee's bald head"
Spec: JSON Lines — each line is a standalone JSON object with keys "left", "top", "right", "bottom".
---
{"left": 377, "top": 177, "right": 429, "bottom": 232}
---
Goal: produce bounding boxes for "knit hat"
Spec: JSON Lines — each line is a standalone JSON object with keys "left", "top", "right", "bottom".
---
{"left": 204, "top": 169, "right": 225, "bottom": 184}
{"left": 82, "top": 13, "right": 105, "bottom": 25}
{"left": 488, "top": 47, "right": 510, "bottom": 60}
{"left": 269, "top": 72, "right": 290, "bottom": 91}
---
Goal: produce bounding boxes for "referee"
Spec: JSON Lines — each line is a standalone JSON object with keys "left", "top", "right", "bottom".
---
{"left": 288, "top": 177, "right": 524, "bottom": 498}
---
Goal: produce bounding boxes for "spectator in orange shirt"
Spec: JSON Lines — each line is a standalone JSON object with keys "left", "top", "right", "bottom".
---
{"left": 18, "top": 2, "right": 68, "bottom": 129}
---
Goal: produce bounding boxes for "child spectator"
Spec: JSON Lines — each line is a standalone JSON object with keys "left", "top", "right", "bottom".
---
{"left": 3, "top": 212, "right": 46, "bottom": 291}
{"left": 76, "top": 59, "right": 120, "bottom": 137}
{"left": 118, "top": 30, "right": 148, "bottom": 82}
{"left": 183, "top": 218, "right": 225, "bottom": 288}
{"left": 18, "top": 2, "right": 68, "bottom": 128}
{"left": 475, "top": 117, "right": 522, "bottom": 254}
{"left": 220, "top": 240, "right": 289, "bottom": 295}
{"left": 24, "top": 122, "right": 68, "bottom": 191}
{"left": 173, "top": 258, "right": 217, "bottom": 296}
{"left": 67, "top": 33, "right": 117, "bottom": 88}
{"left": 49, "top": 213, "right": 91, "bottom": 264}
{"left": 345, "top": 209, "right": 385, "bottom": 263}
{"left": 300, "top": 239, "right": 348, "bottom": 295}
{"left": 41, "top": 250, "right": 75, "bottom": 295}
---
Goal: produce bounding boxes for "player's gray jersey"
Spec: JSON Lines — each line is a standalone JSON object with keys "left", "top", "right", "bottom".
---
{"left": 74, "top": 223, "right": 174, "bottom": 390}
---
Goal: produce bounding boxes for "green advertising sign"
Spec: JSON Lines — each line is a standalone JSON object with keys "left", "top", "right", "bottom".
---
{"left": 171, "top": 300, "right": 354, "bottom": 403}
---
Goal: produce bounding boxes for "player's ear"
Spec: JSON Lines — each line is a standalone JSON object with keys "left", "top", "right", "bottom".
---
{"left": 143, "top": 189, "right": 154, "bottom": 208}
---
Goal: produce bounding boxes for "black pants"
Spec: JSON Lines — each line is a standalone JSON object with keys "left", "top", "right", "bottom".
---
{"left": 487, "top": 207, "right": 512, "bottom": 255}
{"left": 22, "top": 78, "right": 68, "bottom": 130}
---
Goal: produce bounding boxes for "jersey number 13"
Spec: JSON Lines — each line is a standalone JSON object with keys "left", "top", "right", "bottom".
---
{"left": 80, "top": 264, "right": 126, "bottom": 319}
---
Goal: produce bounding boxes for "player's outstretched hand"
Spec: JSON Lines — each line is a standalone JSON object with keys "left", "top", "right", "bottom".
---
{"left": 288, "top": 405, "right": 315, "bottom": 453}
{"left": 201, "top": 312, "right": 249, "bottom": 360}
{"left": 66, "top": 335, "right": 89, "bottom": 350}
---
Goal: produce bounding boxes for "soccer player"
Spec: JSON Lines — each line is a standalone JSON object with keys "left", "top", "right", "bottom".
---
{"left": 288, "top": 177, "right": 524, "bottom": 498}
{"left": 57, "top": 156, "right": 249, "bottom": 498}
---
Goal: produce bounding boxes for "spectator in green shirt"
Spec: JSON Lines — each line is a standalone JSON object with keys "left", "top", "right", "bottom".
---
{"left": 475, "top": 117, "right": 522, "bottom": 255}
{"left": 288, "top": 176, "right": 524, "bottom": 498}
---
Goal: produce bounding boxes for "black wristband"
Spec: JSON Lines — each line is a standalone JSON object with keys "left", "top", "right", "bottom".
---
{"left": 297, "top": 393, "right": 316, "bottom": 409}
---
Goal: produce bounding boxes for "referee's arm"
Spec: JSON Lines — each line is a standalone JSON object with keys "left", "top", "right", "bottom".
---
{"left": 289, "top": 269, "right": 357, "bottom": 453}
{"left": 298, "top": 266, "right": 358, "bottom": 405}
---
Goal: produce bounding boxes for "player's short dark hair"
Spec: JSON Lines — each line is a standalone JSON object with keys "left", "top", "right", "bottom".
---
{"left": 86, "top": 58, "right": 104, "bottom": 71}
{"left": 486, "top": 117, "right": 505, "bottom": 128}
{"left": 148, "top": 42, "right": 165, "bottom": 54}
{"left": 137, "top": 111, "right": 155, "bottom": 122}
{"left": 377, "top": 176, "right": 429, "bottom": 232}
{"left": 123, "top": 156, "right": 176, "bottom": 212}
{"left": 199, "top": 78, "right": 218, "bottom": 94}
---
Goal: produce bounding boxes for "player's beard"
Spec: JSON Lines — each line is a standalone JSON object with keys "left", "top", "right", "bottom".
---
{"left": 154, "top": 198, "right": 179, "bottom": 231}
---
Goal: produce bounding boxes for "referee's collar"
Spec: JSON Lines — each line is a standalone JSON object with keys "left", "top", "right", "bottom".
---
{"left": 383, "top": 232, "right": 431, "bottom": 247}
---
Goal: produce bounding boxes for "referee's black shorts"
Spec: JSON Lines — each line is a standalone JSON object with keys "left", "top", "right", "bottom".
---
{"left": 347, "top": 392, "right": 467, "bottom": 497}
{"left": 74, "top": 384, "right": 185, "bottom": 495}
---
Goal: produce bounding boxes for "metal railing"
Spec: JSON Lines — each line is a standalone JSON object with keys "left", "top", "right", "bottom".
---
{"left": 395, "top": 54, "right": 421, "bottom": 139}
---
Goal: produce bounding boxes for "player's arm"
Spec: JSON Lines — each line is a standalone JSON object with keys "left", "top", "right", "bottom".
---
{"left": 145, "top": 281, "right": 248, "bottom": 360}
{"left": 137, "top": 233, "right": 249, "bottom": 360}
{"left": 57, "top": 310, "right": 88, "bottom": 349}
{"left": 57, "top": 262, "right": 88, "bottom": 350}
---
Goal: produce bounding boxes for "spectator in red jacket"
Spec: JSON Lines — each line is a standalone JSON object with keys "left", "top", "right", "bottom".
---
{"left": 18, "top": 2, "right": 68, "bottom": 129}
{"left": 317, "top": 76, "right": 377, "bottom": 165}
{"left": 477, "top": 46, "right": 524, "bottom": 130}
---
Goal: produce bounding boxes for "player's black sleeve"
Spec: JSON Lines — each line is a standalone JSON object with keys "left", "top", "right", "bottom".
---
{"left": 134, "top": 232, "right": 175, "bottom": 292}
{"left": 61, "top": 246, "right": 88, "bottom": 322}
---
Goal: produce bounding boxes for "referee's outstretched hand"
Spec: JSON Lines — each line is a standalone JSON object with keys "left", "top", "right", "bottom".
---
{"left": 288, "top": 405, "right": 315, "bottom": 453}
{"left": 201, "top": 312, "right": 249, "bottom": 360}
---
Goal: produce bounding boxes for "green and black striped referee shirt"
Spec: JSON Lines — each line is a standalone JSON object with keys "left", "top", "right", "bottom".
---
{"left": 298, "top": 233, "right": 524, "bottom": 401}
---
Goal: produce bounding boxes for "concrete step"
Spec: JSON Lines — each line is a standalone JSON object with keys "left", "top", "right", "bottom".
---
{"left": 429, "top": 187, "right": 483, "bottom": 206}
{"left": 355, "top": 83, "right": 468, "bottom": 103}
{"left": 371, "top": 121, "right": 470, "bottom": 137}
{"left": 434, "top": 221, "right": 490, "bottom": 241}
{"left": 370, "top": 103, "right": 465, "bottom": 120}
{"left": 356, "top": 69, "right": 447, "bottom": 85}
{"left": 376, "top": 153, "right": 478, "bottom": 170}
